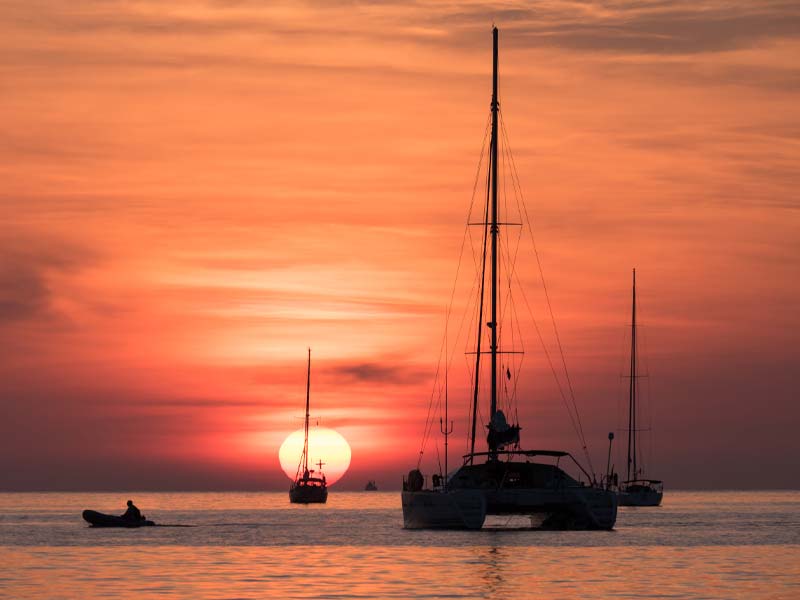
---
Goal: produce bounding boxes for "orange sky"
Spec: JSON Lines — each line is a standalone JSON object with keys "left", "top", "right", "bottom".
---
{"left": 1, "top": 0, "right": 798, "bottom": 490}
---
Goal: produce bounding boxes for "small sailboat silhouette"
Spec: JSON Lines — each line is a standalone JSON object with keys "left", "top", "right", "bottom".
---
{"left": 617, "top": 269, "right": 664, "bottom": 507}
{"left": 289, "top": 349, "right": 328, "bottom": 504}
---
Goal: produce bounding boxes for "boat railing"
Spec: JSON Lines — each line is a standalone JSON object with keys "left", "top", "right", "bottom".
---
{"left": 402, "top": 471, "right": 447, "bottom": 492}
{"left": 462, "top": 449, "right": 597, "bottom": 486}
{"left": 621, "top": 479, "right": 663, "bottom": 493}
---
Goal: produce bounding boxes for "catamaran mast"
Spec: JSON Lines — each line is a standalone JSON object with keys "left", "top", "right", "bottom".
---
{"left": 626, "top": 269, "right": 637, "bottom": 481}
{"left": 303, "top": 347, "right": 311, "bottom": 474}
{"left": 488, "top": 26, "right": 500, "bottom": 460}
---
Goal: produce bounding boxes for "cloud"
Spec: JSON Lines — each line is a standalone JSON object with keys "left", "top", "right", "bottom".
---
{"left": 0, "top": 263, "right": 50, "bottom": 321}
{"left": 330, "top": 362, "right": 429, "bottom": 384}
{"left": 428, "top": 1, "right": 800, "bottom": 54}
{"left": 8, "top": 1, "right": 795, "bottom": 58}
{"left": 0, "top": 235, "right": 97, "bottom": 323}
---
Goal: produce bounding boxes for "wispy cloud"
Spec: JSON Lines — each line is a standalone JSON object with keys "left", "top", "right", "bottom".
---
{"left": 329, "top": 362, "right": 429, "bottom": 385}
{"left": 0, "top": 235, "right": 98, "bottom": 323}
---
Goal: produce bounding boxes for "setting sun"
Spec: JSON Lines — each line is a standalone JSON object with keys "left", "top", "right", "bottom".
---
{"left": 278, "top": 428, "right": 351, "bottom": 485}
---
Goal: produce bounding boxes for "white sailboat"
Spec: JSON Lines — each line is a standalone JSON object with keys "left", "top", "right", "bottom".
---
{"left": 401, "top": 28, "right": 617, "bottom": 531}
{"left": 617, "top": 269, "right": 663, "bottom": 507}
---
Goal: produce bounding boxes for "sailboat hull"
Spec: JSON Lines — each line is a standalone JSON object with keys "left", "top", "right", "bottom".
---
{"left": 618, "top": 490, "right": 662, "bottom": 507}
{"left": 618, "top": 481, "right": 663, "bottom": 507}
{"left": 289, "top": 482, "right": 328, "bottom": 504}
{"left": 401, "top": 490, "right": 486, "bottom": 529}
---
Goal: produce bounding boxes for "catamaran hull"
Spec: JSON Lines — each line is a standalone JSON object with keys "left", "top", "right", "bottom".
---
{"left": 440, "top": 460, "right": 618, "bottom": 529}
{"left": 481, "top": 487, "right": 618, "bottom": 530}
{"left": 402, "top": 486, "right": 616, "bottom": 530}
{"left": 401, "top": 490, "right": 487, "bottom": 529}
{"left": 618, "top": 489, "right": 662, "bottom": 507}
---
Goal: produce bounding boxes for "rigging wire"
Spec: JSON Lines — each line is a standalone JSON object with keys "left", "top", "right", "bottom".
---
{"left": 637, "top": 291, "right": 655, "bottom": 475}
{"left": 500, "top": 112, "right": 596, "bottom": 479}
{"left": 499, "top": 126, "right": 527, "bottom": 426}
{"left": 498, "top": 122, "right": 526, "bottom": 425}
{"left": 435, "top": 439, "right": 443, "bottom": 478}
{"left": 468, "top": 163, "right": 492, "bottom": 459}
{"left": 417, "top": 102, "right": 603, "bottom": 482}
{"left": 615, "top": 315, "right": 628, "bottom": 474}
{"left": 614, "top": 279, "right": 655, "bottom": 481}
{"left": 417, "top": 114, "right": 492, "bottom": 466}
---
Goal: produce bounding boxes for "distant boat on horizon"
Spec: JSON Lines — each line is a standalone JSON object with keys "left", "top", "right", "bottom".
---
{"left": 617, "top": 269, "right": 663, "bottom": 507}
{"left": 365, "top": 480, "right": 378, "bottom": 491}
{"left": 289, "top": 349, "right": 328, "bottom": 504}
{"left": 400, "top": 27, "right": 617, "bottom": 531}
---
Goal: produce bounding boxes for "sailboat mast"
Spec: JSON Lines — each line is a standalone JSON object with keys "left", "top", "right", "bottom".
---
{"left": 626, "top": 269, "right": 637, "bottom": 481}
{"left": 303, "top": 347, "right": 311, "bottom": 473}
{"left": 488, "top": 26, "right": 500, "bottom": 459}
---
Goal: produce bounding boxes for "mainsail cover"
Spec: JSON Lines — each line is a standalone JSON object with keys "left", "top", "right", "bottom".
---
{"left": 487, "top": 410, "right": 520, "bottom": 448}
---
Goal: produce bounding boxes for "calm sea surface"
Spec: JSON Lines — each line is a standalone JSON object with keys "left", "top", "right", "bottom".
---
{"left": 1, "top": 491, "right": 798, "bottom": 599}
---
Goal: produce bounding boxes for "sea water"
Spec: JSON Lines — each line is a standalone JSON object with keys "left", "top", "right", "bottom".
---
{"left": 1, "top": 491, "right": 798, "bottom": 598}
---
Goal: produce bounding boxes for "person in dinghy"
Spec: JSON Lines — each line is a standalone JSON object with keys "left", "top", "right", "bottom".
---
{"left": 122, "top": 500, "right": 145, "bottom": 523}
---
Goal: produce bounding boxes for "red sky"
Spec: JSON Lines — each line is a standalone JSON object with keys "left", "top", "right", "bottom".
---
{"left": 1, "top": 0, "right": 798, "bottom": 490}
